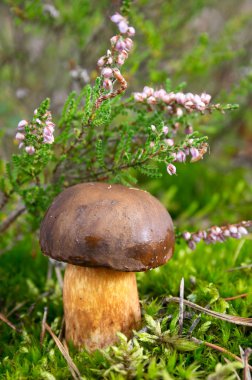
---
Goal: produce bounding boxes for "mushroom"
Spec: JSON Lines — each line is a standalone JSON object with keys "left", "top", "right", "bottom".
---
{"left": 39, "top": 183, "right": 174, "bottom": 350}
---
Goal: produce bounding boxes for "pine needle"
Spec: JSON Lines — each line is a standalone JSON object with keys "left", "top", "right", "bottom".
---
{"left": 44, "top": 323, "right": 82, "bottom": 380}
{"left": 165, "top": 297, "right": 252, "bottom": 327}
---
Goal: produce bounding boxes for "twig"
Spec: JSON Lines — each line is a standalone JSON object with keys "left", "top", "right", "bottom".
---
{"left": 224, "top": 293, "right": 249, "bottom": 301}
{"left": 44, "top": 323, "right": 82, "bottom": 380}
{"left": 165, "top": 297, "right": 252, "bottom": 327}
{"left": 178, "top": 278, "right": 184, "bottom": 335}
{"left": 0, "top": 205, "right": 26, "bottom": 234}
{"left": 192, "top": 337, "right": 252, "bottom": 370}
{"left": 0, "top": 312, "right": 17, "bottom": 331}
{"left": 240, "top": 347, "right": 252, "bottom": 380}
{"left": 227, "top": 264, "right": 252, "bottom": 272}
{"left": 40, "top": 306, "right": 48, "bottom": 345}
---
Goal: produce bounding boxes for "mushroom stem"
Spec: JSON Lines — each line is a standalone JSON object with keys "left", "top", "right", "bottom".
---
{"left": 63, "top": 264, "right": 141, "bottom": 350}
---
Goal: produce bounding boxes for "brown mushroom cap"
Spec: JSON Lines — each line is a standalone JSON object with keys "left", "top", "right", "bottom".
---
{"left": 40, "top": 183, "right": 175, "bottom": 271}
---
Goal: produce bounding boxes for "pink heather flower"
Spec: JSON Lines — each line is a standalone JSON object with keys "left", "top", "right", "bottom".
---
{"left": 118, "top": 20, "right": 129, "bottom": 34}
{"left": 188, "top": 240, "right": 196, "bottom": 250}
{"left": 176, "top": 108, "right": 183, "bottom": 117}
{"left": 164, "top": 138, "right": 174, "bottom": 146}
{"left": 110, "top": 36, "right": 118, "bottom": 45}
{"left": 97, "top": 57, "right": 106, "bottom": 67}
{"left": 115, "top": 39, "right": 126, "bottom": 52}
{"left": 175, "top": 93, "right": 186, "bottom": 104}
{"left": 25, "top": 146, "right": 35, "bottom": 155}
{"left": 110, "top": 13, "right": 124, "bottom": 24}
{"left": 124, "top": 38, "right": 133, "bottom": 51}
{"left": 127, "top": 26, "right": 135, "bottom": 36}
{"left": 117, "top": 55, "right": 125, "bottom": 66}
{"left": 185, "top": 93, "right": 194, "bottom": 101}
{"left": 150, "top": 141, "right": 155, "bottom": 148}
{"left": 185, "top": 125, "right": 193, "bottom": 134}
{"left": 190, "top": 147, "right": 200, "bottom": 159}
{"left": 238, "top": 226, "right": 248, "bottom": 235}
{"left": 176, "top": 150, "right": 186, "bottom": 163}
{"left": 151, "top": 125, "right": 156, "bottom": 132}
{"left": 17, "top": 120, "right": 28, "bottom": 130}
{"left": 184, "top": 101, "right": 194, "bottom": 110}
{"left": 147, "top": 96, "right": 157, "bottom": 105}
{"left": 45, "top": 121, "right": 55, "bottom": 132}
{"left": 162, "top": 94, "right": 173, "bottom": 104}
{"left": 44, "top": 126, "right": 54, "bottom": 136}
{"left": 201, "top": 93, "right": 211, "bottom": 104}
{"left": 34, "top": 109, "right": 38, "bottom": 115}
{"left": 36, "top": 118, "right": 42, "bottom": 125}
{"left": 133, "top": 92, "right": 147, "bottom": 102}
{"left": 101, "top": 67, "right": 113, "bottom": 78}
{"left": 103, "top": 78, "right": 113, "bottom": 91}
{"left": 223, "top": 229, "right": 230, "bottom": 237}
{"left": 167, "top": 163, "right": 176, "bottom": 175}
{"left": 18, "top": 142, "right": 24, "bottom": 149}
{"left": 229, "top": 225, "right": 238, "bottom": 234}
{"left": 43, "top": 134, "right": 54, "bottom": 144}
{"left": 162, "top": 126, "right": 169, "bottom": 135}
{"left": 183, "top": 232, "right": 191, "bottom": 240}
{"left": 15, "top": 132, "right": 25, "bottom": 141}
{"left": 143, "top": 86, "right": 154, "bottom": 97}
{"left": 154, "top": 89, "right": 166, "bottom": 99}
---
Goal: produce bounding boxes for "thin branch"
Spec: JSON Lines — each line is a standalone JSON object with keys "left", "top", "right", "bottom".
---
{"left": 178, "top": 278, "right": 184, "bottom": 335}
{"left": 192, "top": 337, "right": 252, "bottom": 371}
{"left": 0, "top": 205, "right": 26, "bottom": 234}
{"left": 40, "top": 306, "right": 48, "bottom": 345}
{"left": 224, "top": 293, "right": 249, "bottom": 301}
{"left": 0, "top": 312, "right": 17, "bottom": 331}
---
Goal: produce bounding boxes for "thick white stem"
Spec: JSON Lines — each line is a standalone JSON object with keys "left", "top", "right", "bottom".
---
{"left": 63, "top": 264, "right": 141, "bottom": 350}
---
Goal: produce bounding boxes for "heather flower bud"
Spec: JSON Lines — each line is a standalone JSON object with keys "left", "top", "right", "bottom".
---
{"left": 188, "top": 240, "right": 196, "bottom": 250}
{"left": 176, "top": 150, "right": 186, "bottom": 163}
{"left": 175, "top": 93, "right": 186, "bottom": 104}
{"left": 190, "top": 147, "right": 200, "bottom": 159}
{"left": 133, "top": 92, "right": 146, "bottom": 102}
{"left": 25, "top": 146, "right": 35, "bottom": 155}
{"left": 17, "top": 120, "right": 28, "bottom": 130}
{"left": 103, "top": 78, "right": 113, "bottom": 91}
{"left": 110, "top": 36, "right": 118, "bottom": 46}
{"left": 162, "top": 126, "right": 169, "bottom": 135}
{"left": 118, "top": 20, "right": 129, "bottom": 34}
{"left": 117, "top": 56, "right": 125, "bottom": 66}
{"left": 237, "top": 226, "right": 248, "bottom": 235}
{"left": 176, "top": 108, "right": 183, "bottom": 117}
{"left": 115, "top": 39, "right": 126, "bottom": 52}
{"left": 143, "top": 86, "right": 154, "bottom": 97}
{"left": 201, "top": 93, "right": 211, "bottom": 104}
{"left": 111, "top": 13, "right": 124, "bottom": 24}
{"left": 185, "top": 125, "right": 193, "bottom": 134}
{"left": 164, "top": 139, "right": 174, "bottom": 146}
{"left": 97, "top": 57, "right": 106, "bottom": 67}
{"left": 167, "top": 163, "right": 176, "bottom": 175}
{"left": 151, "top": 125, "right": 156, "bottom": 132}
{"left": 124, "top": 38, "right": 133, "bottom": 51}
{"left": 127, "top": 26, "right": 135, "bottom": 36}
{"left": 43, "top": 134, "right": 54, "bottom": 144}
{"left": 15, "top": 132, "right": 25, "bottom": 141}
{"left": 147, "top": 96, "right": 157, "bottom": 105}
{"left": 183, "top": 232, "right": 191, "bottom": 240}
{"left": 101, "top": 67, "right": 113, "bottom": 78}
{"left": 229, "top": 225, "right": 238, "bottom": 234}
{"left": 150, "top": 141, "right": 155, "bottom": 148}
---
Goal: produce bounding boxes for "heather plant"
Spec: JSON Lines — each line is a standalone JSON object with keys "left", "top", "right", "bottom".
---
{"left": 0, "top": 2, "right": 252, "bottom": 379}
